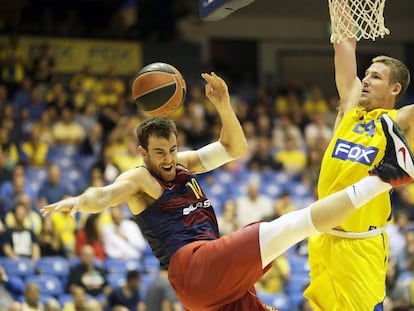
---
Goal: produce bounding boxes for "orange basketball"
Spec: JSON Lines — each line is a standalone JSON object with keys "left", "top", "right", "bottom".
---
{"left": 132, "top": 62, "right": 187, "bottom": 117}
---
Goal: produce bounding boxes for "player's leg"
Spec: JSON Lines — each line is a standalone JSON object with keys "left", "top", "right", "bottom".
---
{"left": 199, "top": 0, "right": 255, "bottom": 21}
{"left": 260, "top": 114, "right": 414, "bottom": 268}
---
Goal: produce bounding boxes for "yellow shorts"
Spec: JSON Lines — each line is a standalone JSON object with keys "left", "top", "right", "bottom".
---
{"left": 303, "top": 231, "right": 388, "bottom": 311}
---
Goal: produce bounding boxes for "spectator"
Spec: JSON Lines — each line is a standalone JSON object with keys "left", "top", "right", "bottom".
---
{"left": 107, "top": 269, "right": 144, "bottom": 311}
{"left": 61, "top": 286, "right": 87, "bottom": 311}
{"left": 19, "top": 88, "right": 46, "bottom": 135}
{"left": 32, "top": 110, "right": 55, "bottom": 145}
{"left": 91, "top": 146, "right": 121, "bottom": 184}
{"left": 304, "top": 112, "right": 332, "bottom": 149}
{"left": 83, "top": 299, "right": 103, "bottom": 311}
{"left": 0, "top": 127, "right": 19, "bottom": 178}
{"left": 255, "top": 253, "right": 291, "bottom": 294}
{"left": 391, "top": 185, "right": 414, "bottom": 221}
{"left": 52, "top": 105, "right": 85, "bottom": 145}
{"left": 270, "top": 191, "right": 296, "bottom": 217}
{"left": 217, "top": 199, "right": 239, "bottom": 236}
{"left": 247, "top": 136, "right": 282, "bottom": 172}
{"left": 22, "top": 282, "right": 43, "bottom": 311}
{"left": 112, "top": 140, "right": 144, "bottom": 172}
{"left": 236, "top": 178, "right": 273, "bottom": 228}
{"left": 275, "top": 136, "right": 307, "bottom": 178}
{"left": 0, "top": 164, "right": 36, "bottom": 213}
{"left": 395, "top": 229, "right": 414, "bottom": 273}
{"left": 8, "top": 302, "right": 23, "bottom": 311}
{"left": 303, "top": 84, "right": 329, "bottom": 117}
{"left": 272, "top": 114, "right": 304, "bottom": 151}
{"left": 68, "top": 244, "right": 110, "bottom": 298}
{"left": 76, "top": 214, "right": 106, "bottom": 261}
{"left": 2, "top": 202, "right": 40, "bottom": 264}
{"left": 385, "top": 260, "right": 410, "bottom": 310}
{"left": 0, "top": 149, "right": 13, "bottom": 188}
{"left": 385, "top": 210, "right": 411, "bottom": 259}
{"left": 43, "top": 298, "right": 61, "bottom": 311}
{"left": 145, "top": 267, "right": 182, "bottom": 311}
{"left": 0, "top": 35, "right": 27, "bottom": 97}
{"left": 19, "top": 126, "right": 51, "bottom": 167}
{"left": 38, "top": 216, "right": 66, "bottom": 257}
{"left": 79, "top": 121, "right": 103, "bottom": 158}
{"left": 38, "top": 164, "right": 71, "bottom": 204}
{"left": 102, "top": 205, "right": 146, "bottom": 260}
{"left": 30, "top": 42, "right": 56, "bottom": 88}
{"left": 49, "top": 195, "right": 77, "bottom": 257}
{"left": 4, "top": 194, "right": 42, "bottom": 235}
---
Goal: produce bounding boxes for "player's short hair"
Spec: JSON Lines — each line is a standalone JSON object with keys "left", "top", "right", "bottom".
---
{"left": 136, "top": 117, "right": 178, "bottom": 150}
{"left": 372, "top": 55, "right": 410, "bottom": 100}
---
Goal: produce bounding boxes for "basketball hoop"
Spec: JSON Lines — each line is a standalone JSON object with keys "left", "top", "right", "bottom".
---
{"left": 199, "top": 0, "right": 255, "bottom": 21}
{"left": 328, "top": 0, "right": 390, "bottom": 43}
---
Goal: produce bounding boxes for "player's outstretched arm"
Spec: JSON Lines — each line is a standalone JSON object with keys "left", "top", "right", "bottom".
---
{"left": 178, "top": 72, "right": 247, "bottom": 174}
{"left": 396, "top": 104, "right": 414, "bottom": 146}
{"left": 331, "top": 1, "right": 362, "bottom": 131}
{"left": 41, "top": 168, "right": 145, "bottom": 218}
{"left": 203, "top": 72, "right": 247, "bottom": 157}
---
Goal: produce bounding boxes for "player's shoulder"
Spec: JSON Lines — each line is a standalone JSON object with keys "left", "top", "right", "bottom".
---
{"left": 117, "top": 165, "right": 153, "bottom": 182}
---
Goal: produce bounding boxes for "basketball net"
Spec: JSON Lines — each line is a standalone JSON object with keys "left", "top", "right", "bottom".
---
{"left": 328, "top": 0, "right": 390, "bottom": 43}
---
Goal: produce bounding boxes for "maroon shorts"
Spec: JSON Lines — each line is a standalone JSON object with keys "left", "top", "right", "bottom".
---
{"left": 168, "top": 223, "right": 271, "bottom": 311}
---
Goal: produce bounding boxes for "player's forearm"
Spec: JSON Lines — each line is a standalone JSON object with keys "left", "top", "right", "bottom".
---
{"left": 78, "top": 185, "right": 126, "bottom": 213}
{"left": 216, "top": 105, "right": 247, "bottom": 158}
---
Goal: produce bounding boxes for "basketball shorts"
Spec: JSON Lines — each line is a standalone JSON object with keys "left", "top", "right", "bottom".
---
{"left": 168, "top": 223, "right": 271, "bottom": 311}
{"left": 304, "top": 231, "right": 389, "bottom": 310}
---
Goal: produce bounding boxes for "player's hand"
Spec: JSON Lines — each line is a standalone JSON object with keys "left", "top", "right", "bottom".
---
{"left": 41, "top": 196, "right": 80, "bottom": 218}
{"left": 202, "top": 72, "right": 231, "bottom": 109}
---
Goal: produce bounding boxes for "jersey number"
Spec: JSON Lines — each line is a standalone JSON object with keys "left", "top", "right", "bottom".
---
{"left": 186, "top": 178, "right": 204, "bottom": 199}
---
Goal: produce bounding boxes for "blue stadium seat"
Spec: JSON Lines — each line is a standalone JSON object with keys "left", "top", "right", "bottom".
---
{"left": 272, "top": 293, "right": 290, "bottom": 310}
{"left": 262, "top": 183, "right": 282, "bottom": 199}
{"left": 39, "top": 294, "right": 55, "bottom": 304}
{"left": 36, "top": 256, "right": 70, "bottom": 279}
{"left": 289, "top": 292, "right": 306, "bottom": 310}
{"left": 143, "top": 242, "right": 153, "bottom": 258}
{"left": 105, "top": 258, "right": 143, "bottom": 275}
{"left": 59, "top": 293, "right": 74, "bottom": 308}
{"left": 397, "top": 271, "right": 413, "bottom": 284}
{"left": 257, "top": 292, "right": 289, "bottom": 310}
{"left": 143, "top": 255, "right": 160, "bottom": 273}
{"left": 285, "top": 273, "right": 310, "bottom": 296}
{"left": 140, "top": 272, "right": 157, "bottom": 299}
{"left": 107, "top": 273, "right": 126, "bottom": 288}
{"left": 287, "top": 255, "right": 310, "bottom": 274}
{"left": 0, "top": 257, "right": 35, "bottom": 279}
{"left": 25, "top": 275, "right": 64, "bottom": 297}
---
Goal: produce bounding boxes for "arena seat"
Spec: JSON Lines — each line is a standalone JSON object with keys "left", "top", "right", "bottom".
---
{"left": 25, "top": 275, "right": 64, "bottom": 297}
{"left": 0, "top": 257, "right": 35, "bottom": 279}
{"left": 35, "top": 256, "right": 70, "bottom": 278}
{"left": 105, "top": 258, "right": 143, "bottom": 275}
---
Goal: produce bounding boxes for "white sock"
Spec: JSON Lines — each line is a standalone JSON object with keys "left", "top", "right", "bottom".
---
{"left": 345, "top": 176, "right": 392, "bottom": 209}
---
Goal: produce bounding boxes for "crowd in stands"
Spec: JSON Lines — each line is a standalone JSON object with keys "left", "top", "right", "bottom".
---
{"left": 1, "top": 32, "right": 414, "bottom": 311}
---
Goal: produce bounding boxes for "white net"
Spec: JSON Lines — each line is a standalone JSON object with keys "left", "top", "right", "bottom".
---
{"left": 328, "top": 0, "right": 390, "bottom": 43}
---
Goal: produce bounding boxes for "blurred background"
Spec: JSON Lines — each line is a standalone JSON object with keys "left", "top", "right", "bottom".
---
{"left": 0, "top": 1, "right": 414, "bottom": 311}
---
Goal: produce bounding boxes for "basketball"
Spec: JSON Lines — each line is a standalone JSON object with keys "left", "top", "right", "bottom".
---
{"left": 132, "top": 62, "right": 187, "bottom": 117}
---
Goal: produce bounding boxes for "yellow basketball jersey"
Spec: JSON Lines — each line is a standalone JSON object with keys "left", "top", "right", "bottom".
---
{"left": 318, "top": 106, "right": 398, "bottom": 232}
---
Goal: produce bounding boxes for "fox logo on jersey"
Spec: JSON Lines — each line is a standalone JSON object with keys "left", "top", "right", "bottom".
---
{"left": 332, "top": 139, "right": 379, "bottom": 165}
